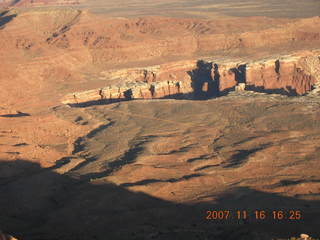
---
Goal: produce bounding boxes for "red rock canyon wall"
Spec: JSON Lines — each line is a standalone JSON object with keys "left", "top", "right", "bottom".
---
{"left": 61, "top": 54, "right": 319, "bottom": 105}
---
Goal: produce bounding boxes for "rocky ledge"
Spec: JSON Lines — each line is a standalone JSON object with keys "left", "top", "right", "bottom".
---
{"left": 61, "top": 52, "right": 320, "bottom": 105}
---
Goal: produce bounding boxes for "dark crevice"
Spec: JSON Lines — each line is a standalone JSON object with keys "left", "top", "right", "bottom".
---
{"left": 275, "top": 59, "right": 280, "bottom": 75}
{"left": 0, "top": 13, "right": 17, "bottom": 29}
{"left": 231, "top": 64, "right": 247, "bottom": 84}
{"left": 123, "top": 89, "right": 133, "bottom": 100}
{"left": 221, "top": 149, "right": 257, "bottom": 168}
{"left": 49, "top": 156, "right": 77, "bottom": 170}
{"left": 0, "top": 111, "right": 30, "bottom": 118}
{"left": 187, "top": 60, "right": 219, "bottom": 99}
{"left": 222, "top": 144, "right": 271, "bottom": 168}
{"left": 72, "top": 120, "right": 114, "bottom": 155}
{"left": 120, "top": 173, "right": 203, "bottom": 187}
{"left": 268, "top": 179, "right": 320, "bottom": 189}
{"left": 149, "top": 85, "right": 155, "bottom": 97}
{"left": 157, "top": 144, "right": 197, "bottom": 155}
{"left": 68, "top": 98, "right": 128, "bottom": 108}
{"left": 68, "top": 156, "right": 97, "bottom": 173}
{"left": 5, "top": 152, "right": 20, "bottom": 155}
{"left": 78, "top": 139, "right": 147, "bottom": 181}
{"left": 87, "top": 121, "right": 114, "bottom": 139}
{"left": 0, "top": 11, "right": 10, "bottom": 18}
{"left": 109, "top": 140, "right": 145, "bottom": 168}
{"left": 245, "top": 85, "right": 298, "bottom": 96}
{"left": 13, "top": 143, "right": 28, "bottom": 147}
{"left": 194, "top": 164, "right": 220, "bottom": 171}
{"left": 231, "top": 136, "right": 261, "bottom": 147}
{"left": 212, "top": 63, "right": 220, "bottom": 97}
{"left": 186, "top": 154, "right": 213, "bottom": 163}
{"left": 72, "top": 137, "right": 86, "bottom": 154}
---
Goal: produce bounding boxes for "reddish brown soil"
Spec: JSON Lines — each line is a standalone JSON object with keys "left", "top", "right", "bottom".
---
{"left": 0, "top": 5, "right": 320, "bottom": 240}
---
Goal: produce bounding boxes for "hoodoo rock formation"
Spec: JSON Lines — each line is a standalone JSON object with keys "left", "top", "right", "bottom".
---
{"left": 61, "top": 53, "right": 320, "bottom": 105}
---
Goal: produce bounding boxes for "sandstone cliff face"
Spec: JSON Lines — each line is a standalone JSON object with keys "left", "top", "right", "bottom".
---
{"left": 62, "top": 53, "right": 319, "bottom": 105}
{"left": 299, "top": 55, "right": 320, "bottom": 94}
{"left": 211, "top": 64, "right": 238, "bottom": 93}
{"left": 246, "top": 57, "right": 317, "bottom": 95}
{"left": 61, "top": 80, "right": 193, "bottom": 105}
{"left": 208, "top": 55, "right": 318, "bottom": 95}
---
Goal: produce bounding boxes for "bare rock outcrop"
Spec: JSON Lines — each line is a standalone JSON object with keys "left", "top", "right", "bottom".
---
{"left": 300, "top": 55, "right": 320, "bottom": 94}
{"left": 235, "top": 83, "right": 246, "bottom": 92}
{"left": 61, "top": 80, "right": 193, "bottom": 105}
{"left": 61, "top": 53, "right": 320, "bottom": 105}
{"left": 212, "top": 63, "right": 238, "bottom": 92}
{"left": 246, "top": 56, "right": 317, "bottom": 95}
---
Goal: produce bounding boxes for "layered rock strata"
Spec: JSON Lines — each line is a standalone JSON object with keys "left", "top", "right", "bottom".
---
{"left": 300, "top": 55, "right": 320, "bottom": 94}
{"left": 245, "top": 56, "right": 317, "bottom": 95}
{"left": 61, "top": 54, "right": 319, "bottom": 105}
{"left": 61, "top": 80, "right": 192, "bottom": 105}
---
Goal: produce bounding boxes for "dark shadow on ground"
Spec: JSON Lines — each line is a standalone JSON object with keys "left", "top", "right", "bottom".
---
{"left": 187, "top": 60, "right": 219, "bottom": 99}
{"left": 0, "top": 159, "right": 319, "bottom": 240}
{"left": 0, "top": 111, "right": 31, "bottom": 118}
{"left": 0, "top": 10, "right": 10, "bottom": 18}
{"left": 0, "top": 12, "right": 17, "bottom": 29}
{"left": 67, "top": 99, "right": 129, "bottom": 108}
{"left": 246, "top": 85, "right": 299, "bottom": 96}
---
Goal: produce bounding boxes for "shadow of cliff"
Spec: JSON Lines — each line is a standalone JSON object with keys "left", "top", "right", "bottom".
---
{"left": 0, "top": 10, "right": 9, "bottom": 17}
{"left": 187, "top": 60, "right": 219, "bottom": 100}
{"left": 0, "top": 11, "right": 16, "bottom": 29}
{"left": 68, "top": 99, "right": 130, "bottom": 108}
{"left": 245, "top": 85, "right": 299, "bottom": 96}
{"left": 0, "top": 111, "right": 31, "bottom": 118}
{"left": 231, "top": 64, "right": 246, "bottom": 84}
{"left": 0, "top": 159, "right": 319, "bottom": 240}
